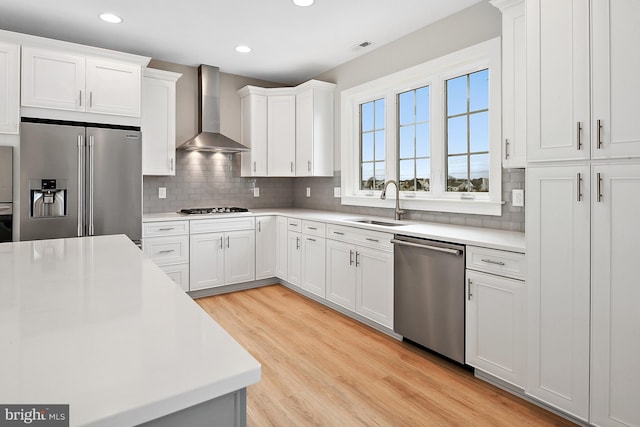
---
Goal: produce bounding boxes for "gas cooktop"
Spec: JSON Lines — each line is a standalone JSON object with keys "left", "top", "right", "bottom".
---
{"left": 178, "top": 207, "right": 250, "bottom": 215}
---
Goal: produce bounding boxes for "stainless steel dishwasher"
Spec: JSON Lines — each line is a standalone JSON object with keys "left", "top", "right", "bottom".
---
{"left": 392, "top": 235, "right": 466, "bottom": 364}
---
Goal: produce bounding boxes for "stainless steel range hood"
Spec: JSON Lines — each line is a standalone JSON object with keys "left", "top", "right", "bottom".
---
{"left": 178, "top": 65, "right": 249, "bottom": 153}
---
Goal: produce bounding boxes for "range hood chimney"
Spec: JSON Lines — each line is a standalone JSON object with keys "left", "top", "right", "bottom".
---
{"left": 178, "top": 65, "right": 249, "bottom": 153}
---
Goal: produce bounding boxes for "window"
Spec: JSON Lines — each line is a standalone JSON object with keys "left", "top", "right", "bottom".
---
{"left": 446, "top": 69, "right": 489, "bottom": 192}
{"left": 360, "top": 99, "right": 385, "bottom": 190}
{"left": 398, "top": 86, "right": 430, "bottom": 192}
{"left": 341, "top": 38, "right": 501, "bottom": 216}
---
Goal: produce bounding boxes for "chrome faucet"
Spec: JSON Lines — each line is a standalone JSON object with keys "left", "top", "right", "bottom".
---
{"left": 380, "top": 180, "right": 405, "bottom": 221}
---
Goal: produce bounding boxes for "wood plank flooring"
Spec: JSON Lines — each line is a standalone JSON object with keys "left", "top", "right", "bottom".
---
{"left": 196, "top": 284, "right": 575, "bottom": 427}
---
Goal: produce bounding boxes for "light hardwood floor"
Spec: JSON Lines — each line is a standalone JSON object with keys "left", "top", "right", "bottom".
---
{"left": 196, "top": 284, "right": 575, "bottom": 427}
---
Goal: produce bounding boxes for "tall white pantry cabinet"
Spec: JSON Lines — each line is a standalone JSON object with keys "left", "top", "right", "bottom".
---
{"left": 526, "top": 0, "right": 640, "bottom": 425}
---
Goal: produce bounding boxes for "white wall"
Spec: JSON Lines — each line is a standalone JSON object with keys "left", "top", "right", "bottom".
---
{"left": 312, "top": 1, "right": 501, "bottom": 168}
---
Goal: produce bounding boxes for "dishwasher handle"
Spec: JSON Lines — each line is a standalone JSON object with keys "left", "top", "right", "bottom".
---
{"left": 391, "top": 238, "right": 463, "bottom": 256}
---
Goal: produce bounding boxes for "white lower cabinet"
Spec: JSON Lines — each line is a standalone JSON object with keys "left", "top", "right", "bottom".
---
{"left": 300, "top": 231, "right": 326, "bottom": 298}
{"left": 190, "top": 218, "right": 255, "bottom": 291}
{"left": 465, "top": 251, "right": 525, "bottom": 388}
{"left": 255, "top": 216, "right": 276, "bottom": 279}
{"left": 275, "top": 216, "right": 288, "bottom": 280}
{"left": 142, "top": 220, "right": 190, "bottom": 291}
{"left": 325, "top": 225, "right": 393, "bottom": 329}
{"left": 287, "top": 228, "right": 302, "bottom": 287}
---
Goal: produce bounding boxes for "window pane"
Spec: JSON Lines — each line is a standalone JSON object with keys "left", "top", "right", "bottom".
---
{"left": 416, "top": 158, "right": 430, "bottom": 191}
{"left": 470, "top": 153, "right": 489, "bottom": 192}
{"left": 399, "top": 126, "right": 415, "bottom": 158}
{"left": 374, "top": 99, "right": 385, "bottom": 130}
{"left": 375, "top": 130, "right": 385, "bottom": 160}
{"left": 447, "top": 75, "right": 467, "bottom": 116}
{"left": 361, "top": 163, "right": 374, "bottom": 189}
{"left": 361, "top": 132, "right": 374, "bottom": 162}
{"left": 399, "top": 159, "right": 415, "bottom": 190}
{"left": 361, "top": 102, "right": 374, "bottom": 132}
{"left": 470, "top": 69, "right": 489, "bottom": 112}
{"left": 399, "top": 91, "right": 415, "bottom": 126}
{"left": 416, "top": 123, "right": 430, "bottom": 158}
{"left": 374, "top": 161, "right": 385, "bottom": 189}
{"left": 469, "top": 111, "right": 489, "bottom": 153}
{"left": 448, "top": 116, "right": 467, "bottom": 155}
{"left": 416, "top": 86, "right": 430, "bottom": 122}
{"left": 447, "top": 155, "right": 469, "bottom": 192}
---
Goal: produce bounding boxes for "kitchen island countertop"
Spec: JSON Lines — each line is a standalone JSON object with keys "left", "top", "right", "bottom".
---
{"left": 0, "top": 234, "right": 260, "bottom": 426}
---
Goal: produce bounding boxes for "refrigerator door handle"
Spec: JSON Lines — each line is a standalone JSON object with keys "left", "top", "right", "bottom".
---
{"left": 88, "top": 135, "right": 95, "bottom": 236}
{"left": 77, "top": 135, "right": 84, "bottom": 236}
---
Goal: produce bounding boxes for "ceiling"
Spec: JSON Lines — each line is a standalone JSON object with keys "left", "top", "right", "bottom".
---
{"left": 0, "top": 0, "right": 482, "bottom": 85}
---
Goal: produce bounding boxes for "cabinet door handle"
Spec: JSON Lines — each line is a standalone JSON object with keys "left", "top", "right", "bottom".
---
{"left": 596, "top": 119, "right": 603, "bottom": 149}
{"left": 89, "top": 91, "right": 93, "bottom": 108}
{"left": 365, "top": 237, "right": 379, "bottom": 243}
{"left": 170, "top": 158, "right": 174, "bottom": 171}
{"left": 355, "top": 251, "right": 360, "bottom": 267}
{"left": 597, "top": 172, "right": 603, "bottom": 202}
{"left": 258, "top": 221, "right": 261, "bottom": 232}
{"left": 290, "top": 161, "right": 294, "bottom": 173}
{"left": 226, "top": 236, "right": 230, "bottom": 248}
{"left": 349, "top": 250, "right": 354, "bottom": 266}
{"left": 481, "top": 259, "right": 505, "bottom": 266}
{"left": 576, "top": 122, "right": 582, "bottom": 150}
{"left": 296, "top": 236, "right": 300, "bottom": 249}
{"left": 253, "top": 161, "right": 256, "bottom": 172}
{"left": 79, "top": 90, "right": 83, "bottom": 107}
{"left": 467, "top": 279, "right": 473, "bottom": 301}
{"left": 577, "top": 173, "right": 583, "bottom": 202}
{"left": 308, "top": 160, "right": 311, "bottom": 172}
{"left": 158, "top": 249, "right": 175, "bottom": 254}
{"left": 220, "top": 237, "right": 223, "bottom": 249}
{"left": 505, "top": 138, "right": 510, "bottom": 159}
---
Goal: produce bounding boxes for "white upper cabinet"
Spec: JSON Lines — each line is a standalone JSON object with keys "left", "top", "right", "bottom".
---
{"left": 85, "top": 58, "right": 141, "bottom": 116}
{"left": 528, "top": 0, "right": 640, "bottom": 162}
{"left": 295, "top": 81, "right": 335, "bottom": 176}
{"left": 491, "top": 0, "right": 526, "bottom": 168}
{"left": 239, "top": 89, "right": 268, "bottom": 177}
{"left": 22, "top": 47, "right": 86, "bottom": 112}
{"left": 142, "top": 68, "right": 181, "bottom": 176}
{"left": 591, "top": 0, "right": 640, "bottom": 160}
{"left": 268, "top": 94, "right": 296, "bottom": 177}
{"left": 22, "top": 46, "right": 142, "bottom": 117}
{"left": 238, "top": 80, "right": 335, "bottom": 177}
{"left": 0, "top": 41, "right": 19, "bottom": 134}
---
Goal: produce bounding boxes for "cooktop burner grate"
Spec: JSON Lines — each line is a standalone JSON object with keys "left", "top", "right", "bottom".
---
{"left": 178, "top": 207, "right": 250, "bottom": 215}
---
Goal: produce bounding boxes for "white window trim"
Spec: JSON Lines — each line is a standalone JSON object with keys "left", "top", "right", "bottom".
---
{"left": 340, "top": 37, "right": 502, "bottom": 216}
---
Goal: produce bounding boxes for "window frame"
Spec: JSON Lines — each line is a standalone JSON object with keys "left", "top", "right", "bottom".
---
{"left": 340, "top": 37, "right": 502, "bottom": 216}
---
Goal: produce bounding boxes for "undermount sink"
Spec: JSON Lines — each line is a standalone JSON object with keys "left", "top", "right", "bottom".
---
{"left": 348, "top": 219, "right": 408, "bottom": 227}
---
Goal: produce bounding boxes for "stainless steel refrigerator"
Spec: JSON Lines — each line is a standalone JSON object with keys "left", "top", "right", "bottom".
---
{"left": 20, "top": 120, "right": 142, "bottom": 242}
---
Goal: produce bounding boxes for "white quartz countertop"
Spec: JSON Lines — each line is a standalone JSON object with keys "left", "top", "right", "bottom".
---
{"left": 143, "top": 208, "right": 525, "bottom": 253}
{"left": 0, "top": 235, "right": 261, "bottom": 427}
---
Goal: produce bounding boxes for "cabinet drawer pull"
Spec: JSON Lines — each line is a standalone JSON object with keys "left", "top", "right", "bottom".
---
{"left": 333, "top": 231, "right": 344, "bottom": 235}
{"left": 307, "top": 226, "right": 317, "bottom": 230}
{"left": 365, "top": 237, "right": 379, "bottom": 243}
{"left": 481, "top": 259, "right": 505, "bottom": 266}
{"left": 158, "top": 249, "right": 175, "bottom": 254}
{"left": 307, "top": 238, "right": 316, "bottom": 242}
{"left": 290, "top": 223, "right": 298, "bottom": 227}
{"left": 158, "top": 227, "right": 175, "bottom": 231}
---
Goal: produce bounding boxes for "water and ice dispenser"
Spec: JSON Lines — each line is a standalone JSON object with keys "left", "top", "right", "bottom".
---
{"left": 29, "top": 179, "right": 67, "bottom": 218}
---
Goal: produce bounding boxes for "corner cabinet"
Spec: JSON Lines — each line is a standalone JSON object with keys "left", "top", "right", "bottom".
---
{"left": 142, "top": 68, "right": 181, "bottom": 176}
{"left": 0, "top": 41, "right": 20, "bottom": 134}
{"left": 21, "top": 46, "right": 142, "bottom": 117}
{"left": 238, "top": 80, "right": 335, "bottom": 177}
{"left": 491, "top": 0, "right": 526, "bottom": 168}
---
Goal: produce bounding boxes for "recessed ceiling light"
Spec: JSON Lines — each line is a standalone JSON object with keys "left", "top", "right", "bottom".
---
{"left": 99, "top": 13, "right": 122, "bottom": 24}
{"left": 235, "top": 45, "right": 252, "bottom": 53}
{"left": 292, "top": 0, "right": 315, "bottom": 6}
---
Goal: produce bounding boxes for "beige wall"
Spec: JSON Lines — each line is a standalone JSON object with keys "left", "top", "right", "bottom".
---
{"left": 147, "top": 59, "right": 281, "bottom": 147}
{"left": 313, "top": 1, "right": 501, "bottom": 168}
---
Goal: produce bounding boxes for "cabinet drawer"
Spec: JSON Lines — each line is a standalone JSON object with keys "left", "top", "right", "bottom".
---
{"left": 190, "top": 216, "right": 255, "bottom": 234}
{"left": 143, "top": 235, "right": 189, "bottom": 266}
{"left": 466, "top": 246, "right": 525, "bottom": 280}
{"left": 159, "top": 263, "right": 189, "bottom": 292}
{"left": 143, "top": 220, "right": 189, "bottom": 237}
{"left": 287, "top": 218, "right": 302, "bottom": 231}
{"left": 302, "top": 220, "right": 326, "bottom": 237}
{"left": 326, "top": 224, "right": 393, "bottom": 251}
